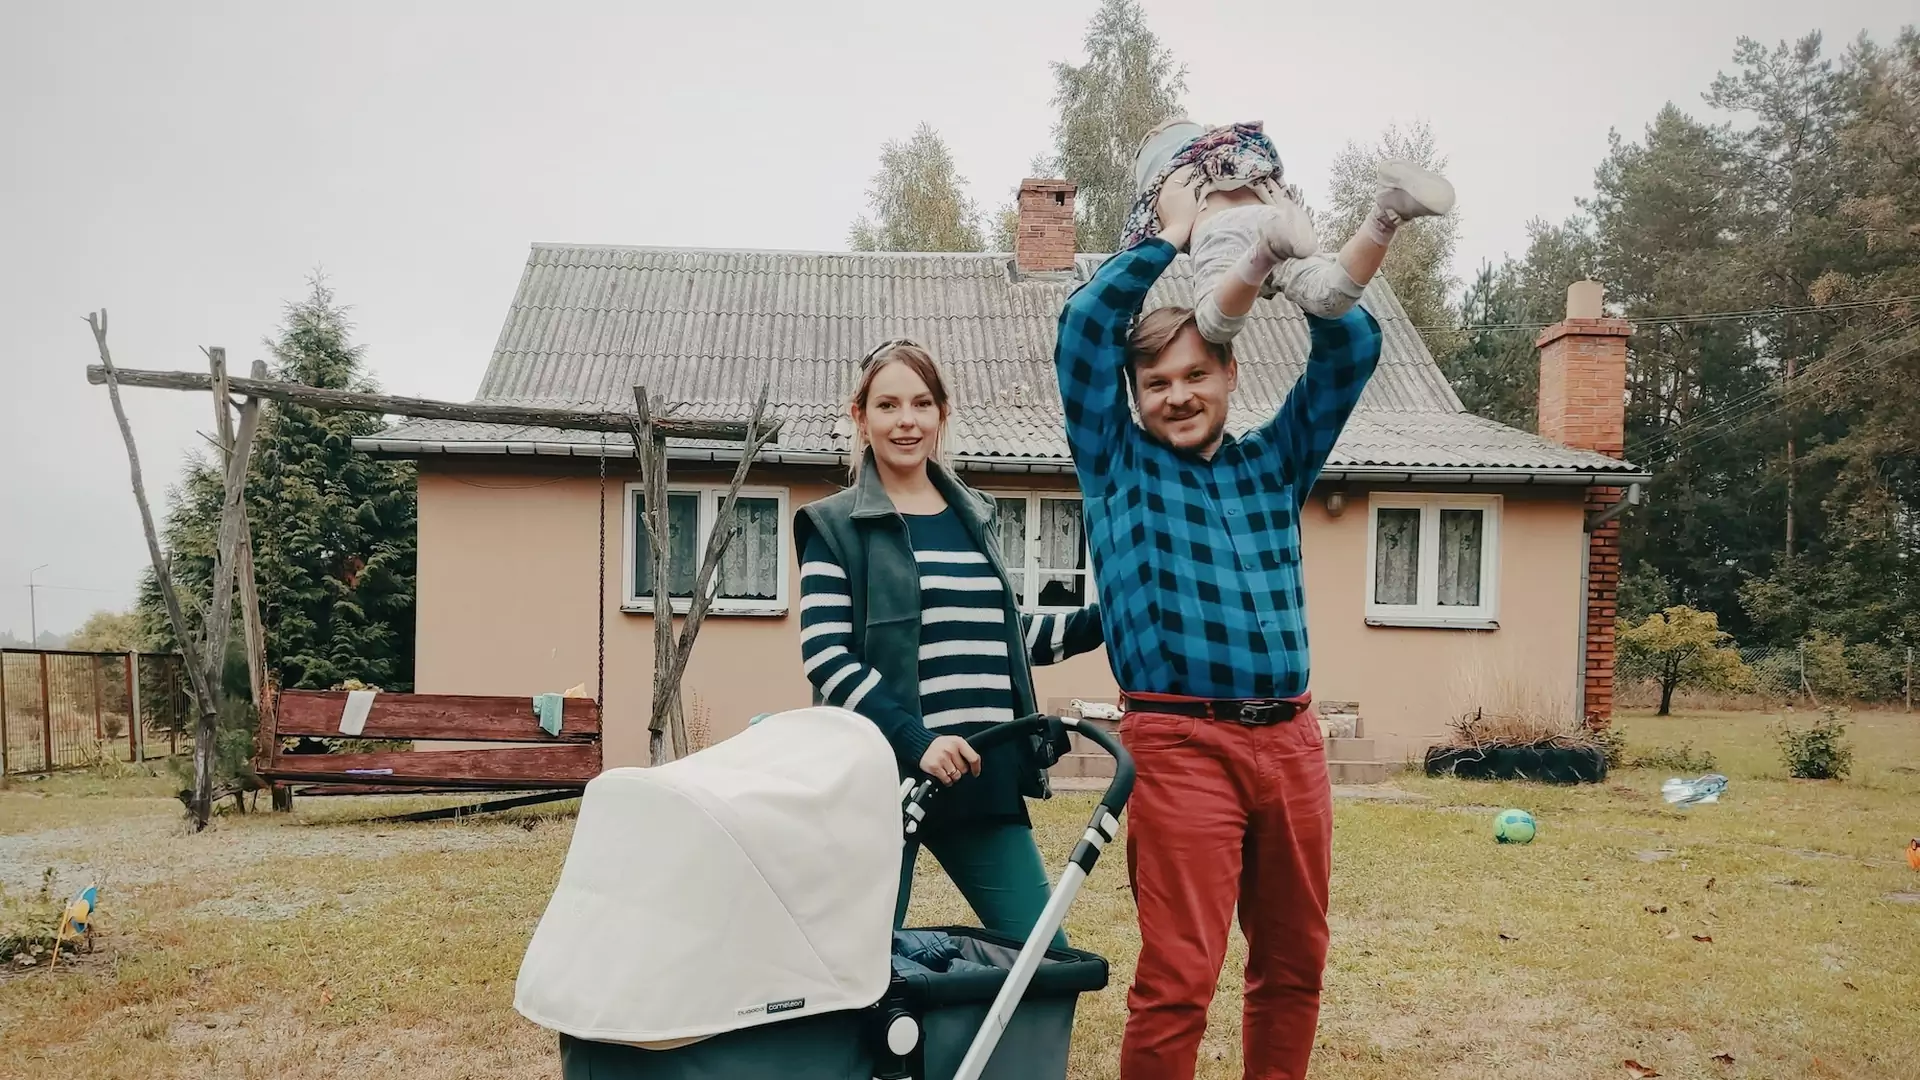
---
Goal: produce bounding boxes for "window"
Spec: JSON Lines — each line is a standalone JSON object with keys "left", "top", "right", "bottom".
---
{"left": 988, "top": 491, "right": 1092, "bottom": 612}
{"left": 623, "top": 483, "right": 790, "bottom": 616}
{"left": 1365, "top": 493, "right": 1500, "bottom": 627}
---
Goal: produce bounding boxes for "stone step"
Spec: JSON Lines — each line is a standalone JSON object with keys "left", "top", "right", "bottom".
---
{"left": 1325, "top": 737, "right": 1375, "bottom": 761}
{"left": 1328, "top": 759, "right": 1391, "bottom": 785}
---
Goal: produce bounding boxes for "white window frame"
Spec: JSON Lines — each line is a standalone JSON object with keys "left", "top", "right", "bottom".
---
{"left": 986, "top": 490, "right": 1094, "bottom": 614}
{"left": 1363, "top": 492, "right": 1501, "bottom": 629}
{"left": 621, "top": 482, "right": 790, "bottom": 617}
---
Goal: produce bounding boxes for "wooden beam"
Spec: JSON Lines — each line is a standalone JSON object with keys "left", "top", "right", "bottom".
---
{"left": 273, "top": 690, "right": 601, "bottom": 742}
{"left": 258, "top": 744, "right": 599, "bottom": 786}
{"left": 85, "top": 365, "right": 770, "bottom": 442}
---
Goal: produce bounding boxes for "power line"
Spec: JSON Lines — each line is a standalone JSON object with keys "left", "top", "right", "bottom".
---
{"left": 1415, "top": 293, "right": 1920, "bottom": 334}
{"left": 1640, "top": 317, "right": 1920, "bottom": 463}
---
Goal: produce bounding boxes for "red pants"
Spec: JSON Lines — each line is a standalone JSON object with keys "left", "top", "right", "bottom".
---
{"left": 1117, "top": 695, "right": 1333, "bottom": 1080}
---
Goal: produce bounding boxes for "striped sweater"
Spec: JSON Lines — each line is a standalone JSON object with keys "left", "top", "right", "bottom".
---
{"left": 799, "top": 507, "right": 1103, "bottom": 774}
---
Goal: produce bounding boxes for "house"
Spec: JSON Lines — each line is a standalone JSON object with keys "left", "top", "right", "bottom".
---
{"left": 356, "top": 180, "right": 1648, "bottom": 776}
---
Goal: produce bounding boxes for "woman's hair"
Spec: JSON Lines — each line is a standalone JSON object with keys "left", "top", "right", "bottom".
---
{"left": 850, "top": 338, "right": 952, "bottom": 479}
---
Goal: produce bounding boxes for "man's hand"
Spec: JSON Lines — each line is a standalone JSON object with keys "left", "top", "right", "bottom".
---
{"left": 1155, "top": 182, "right": 1199, "bottom": 252}
{"left": 920, "top": 734, "right": 982, "bottom": 786}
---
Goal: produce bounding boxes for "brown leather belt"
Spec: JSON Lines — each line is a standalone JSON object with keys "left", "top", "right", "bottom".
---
{"left": 1120, "top": 693, "right": 1310, "bottom": 726}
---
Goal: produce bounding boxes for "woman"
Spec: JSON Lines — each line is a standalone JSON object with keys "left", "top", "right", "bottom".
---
{"left": 793, "top": 338, "right": 1104, "bottom": 947}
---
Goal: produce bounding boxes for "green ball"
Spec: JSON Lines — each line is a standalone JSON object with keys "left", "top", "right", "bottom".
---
{"left": 1493, "top": 808, "right": 1536, "bottom": 844}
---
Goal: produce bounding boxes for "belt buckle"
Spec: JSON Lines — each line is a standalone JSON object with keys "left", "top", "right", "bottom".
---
{"left": 1235, "top": 701, "right": 1285, "bottom": 725}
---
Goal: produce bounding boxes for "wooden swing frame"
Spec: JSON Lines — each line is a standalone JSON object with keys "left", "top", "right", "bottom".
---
{"left": 84, "top": 309, "right": 778, "bottom": 825}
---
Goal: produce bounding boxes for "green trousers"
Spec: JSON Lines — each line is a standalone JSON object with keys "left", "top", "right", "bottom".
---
{"left": 897, "top": 822, "right": 1068, "bottom": 950}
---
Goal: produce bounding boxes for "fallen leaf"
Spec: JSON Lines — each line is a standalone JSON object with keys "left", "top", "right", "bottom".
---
{"left": 1705, "top": 877, "right": 1716, "bottom": 890}
{"left": 319, "top": 987, "right": 335, "bottom": 1006}
{"left": 1645, "top": 905, "right": 1668, "bottom": 914}
{"left": 1712, "top": 1052, "right": 1735, "bottom": 1065}
{"left": 1693, "top": 934, "right": 1714, "bottom": 943}
{"left": 1499, "top": 932, "right": 1518, "bottom": 941}
{"left": 1625, "top": 1060, "right": 1661, "bottom": 1078}
{"left": 1843, "top": 981, "right": 1859, "bottom": 991}
{"left": 1664, "top": 930, "right": 1682, "bottom": 940}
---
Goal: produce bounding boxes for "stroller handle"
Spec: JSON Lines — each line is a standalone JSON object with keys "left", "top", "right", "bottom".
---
{"left": 901, "top": 714, "right": 1134, "bottom": 859}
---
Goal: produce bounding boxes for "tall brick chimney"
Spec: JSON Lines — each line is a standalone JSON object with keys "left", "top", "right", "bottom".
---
{"left": 1535, "top": 280, "right": 1632, "bottom": 727}
{"left": 1014, "top": 179, "right": 1077, "bottom": 273}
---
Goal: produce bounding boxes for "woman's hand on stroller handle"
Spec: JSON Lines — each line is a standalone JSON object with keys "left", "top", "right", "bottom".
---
{"left": 919, "top": 734, "right": 981, "bottom": 785}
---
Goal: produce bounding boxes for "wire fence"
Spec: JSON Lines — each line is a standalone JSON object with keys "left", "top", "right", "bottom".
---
{"left": 0, "top": 648, "right": 192, "bottom": 775}
{"left": 1614, "top": 639, "right": 1916, "bottom": 712}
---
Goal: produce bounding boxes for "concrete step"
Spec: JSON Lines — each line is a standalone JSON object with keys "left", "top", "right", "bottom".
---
{"left": 1328, "top": 759, "right": 1391, "bottom": 785}
{"left": 1050, "top": 753, "right": 1115, "bottom": 780}
{"left": 1325, "top": 737, "right": 1375, "bottom": 761}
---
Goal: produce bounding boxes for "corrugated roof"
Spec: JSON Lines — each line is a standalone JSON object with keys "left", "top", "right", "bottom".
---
{"left": 365, "top": 243, "right": 1643, "bottom": 479}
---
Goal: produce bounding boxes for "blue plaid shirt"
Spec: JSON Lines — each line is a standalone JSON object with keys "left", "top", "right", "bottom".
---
{"left": 1053, "top": 238, "right": 1383, "bottom": 699}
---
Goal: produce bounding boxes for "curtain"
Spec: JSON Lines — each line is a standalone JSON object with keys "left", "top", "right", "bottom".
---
{"left": 718, "top": 496, "right": 781, "bottom": 601}
{"left": 1373, "top": 508, "right": 1420, "bottom": 606}
{"left": 635, "top": 491, "right": 700, "bottom": 599}
{"left": 1437, "top": 509, "right": 1482, "bottom": 607}
{"left": 1035, "top": 498, "right": 1086, "bottom": 607}
{"left": 995, "top": 496, "right": 1028, "bottom": 601}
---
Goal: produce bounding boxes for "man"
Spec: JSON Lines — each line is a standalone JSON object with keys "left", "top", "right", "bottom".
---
{"left": 1052, "top": 188, "right": 1383, "bottom": 1079}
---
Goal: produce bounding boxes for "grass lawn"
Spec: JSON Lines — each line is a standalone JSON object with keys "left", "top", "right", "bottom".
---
{"left": 1, "top": 708, "right": 1915, "bottom": 1079}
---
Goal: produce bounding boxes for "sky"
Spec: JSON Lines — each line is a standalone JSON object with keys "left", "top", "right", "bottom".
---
{"left": 1, "top": 0, "right": 1911, "bottom": 640}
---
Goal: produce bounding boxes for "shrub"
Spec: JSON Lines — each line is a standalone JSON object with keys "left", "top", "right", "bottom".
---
{"left": 1775, "top": 707, "right": 1854, "bottom": 780}
{"left": 1630, "top": 742, "right": 1718, "bottom": 773}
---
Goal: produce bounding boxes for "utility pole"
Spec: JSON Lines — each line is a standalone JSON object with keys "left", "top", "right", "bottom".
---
{"left": 27, "top": 564, "right": 48, "bottom": 646}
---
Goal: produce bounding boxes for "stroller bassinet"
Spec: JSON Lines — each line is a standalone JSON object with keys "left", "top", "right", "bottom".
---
{"left": 513, "top": 706, "right": 1135, "bottom": 1080}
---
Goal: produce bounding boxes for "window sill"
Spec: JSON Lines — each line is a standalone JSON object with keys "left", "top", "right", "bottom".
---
{"left": 1364, "top": 615, "right": 1499, "bottom": 631}
{"left": 621, "top": 604, "right": 789, "bottom": 618}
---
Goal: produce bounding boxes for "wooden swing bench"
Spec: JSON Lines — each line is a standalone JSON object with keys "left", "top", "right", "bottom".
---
{"left": 256, "top": 689, "right": 603, "bottom": 816}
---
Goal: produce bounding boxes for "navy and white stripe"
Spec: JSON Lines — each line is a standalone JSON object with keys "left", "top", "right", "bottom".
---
{"left": 800, "top": 508, "right": 1101, "bottom": 766}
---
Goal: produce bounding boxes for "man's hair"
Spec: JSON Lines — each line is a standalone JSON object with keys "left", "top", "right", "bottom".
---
{"left": 1126, "top": 306, "right": 1233, "bottom": 382}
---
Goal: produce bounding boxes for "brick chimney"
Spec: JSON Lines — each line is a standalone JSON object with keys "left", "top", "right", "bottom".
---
{"left": 1535, "top": 280, "right": 1632, "bottom": 727}
{"left": 1014, "top": 179, "right": 1077, "bottom": 273}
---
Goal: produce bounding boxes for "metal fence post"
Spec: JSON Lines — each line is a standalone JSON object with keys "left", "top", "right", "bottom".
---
{"left": 92, "top": 654, "right": 106, "bottom": 742}
{"left": 0, "top": 652, "right": 9, "bottom": 776}
{"left": 38, "top": 652, "right": 54, "bottom": 773}
{"left": 125, "top": 653, "right": 140, "bottom": 762}
{"left": 1797, "top": 640, "right": 1808, "bottom": 701}
{"left": 1908, "top": 646, "right": 1914, "bottom": 714}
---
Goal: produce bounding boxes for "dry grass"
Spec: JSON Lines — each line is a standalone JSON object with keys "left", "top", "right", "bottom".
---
{"left": 1, "top": 710, "right": 1916, "bottom": 1079}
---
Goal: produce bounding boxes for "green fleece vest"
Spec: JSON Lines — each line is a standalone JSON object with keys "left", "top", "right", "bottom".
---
{"left": 793, "top": 454, "right": 1055, "bottom": 800}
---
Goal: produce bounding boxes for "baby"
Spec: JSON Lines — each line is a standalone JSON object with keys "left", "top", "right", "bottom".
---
{"left": 1123, "top": 120, "right": 1455, "bottom": 343}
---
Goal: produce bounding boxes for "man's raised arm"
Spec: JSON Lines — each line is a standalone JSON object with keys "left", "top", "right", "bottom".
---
{"left": 1052, "top": 238, "right": 1180, "bottom": 489}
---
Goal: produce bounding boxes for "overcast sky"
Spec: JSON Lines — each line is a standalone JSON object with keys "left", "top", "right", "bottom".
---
{"left": 2, "top": 0, "right": 1910, "bottom": 640}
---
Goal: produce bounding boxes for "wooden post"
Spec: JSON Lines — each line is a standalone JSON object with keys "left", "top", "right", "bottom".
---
{"left": 634, "top": 388, "right": 679, "bottom": 766}
{"left": 125, "top": 652, "right": 140, "bottom": 762}
{"left": 88, "top": 310, "right": 224, "bottom": 829}
{"left": 1, "top": 651, "right": 10, "bottom": 775}
{"left": 39, "top": 652, "right": 54, "bottom": 773}
{"left": 169, "top": 659, "right": 179, "bottom": 757}
{"left": 91, "top": 654, "right": 106, "bottom": 742}
{"left": 632, "top": 382, "right": 775, "bottom": 766}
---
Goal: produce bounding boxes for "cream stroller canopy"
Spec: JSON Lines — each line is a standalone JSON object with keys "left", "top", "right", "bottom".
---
{"left": 514, "top": 706, "right": 904, "bottom": 1046}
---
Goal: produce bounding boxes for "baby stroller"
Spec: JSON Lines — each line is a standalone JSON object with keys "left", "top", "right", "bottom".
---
{"left": 513, "top": 706, "right": 1136, "bottom": 1080}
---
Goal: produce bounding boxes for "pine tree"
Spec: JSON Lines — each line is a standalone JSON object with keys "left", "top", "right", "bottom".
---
{"left": 139, "top": 275, "right": 418, "bottom": 695}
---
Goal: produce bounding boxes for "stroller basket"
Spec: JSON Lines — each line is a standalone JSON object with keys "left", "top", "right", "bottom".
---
{"left": 519, "top": 709, "right": 1134, "bottom": 1080}
{"left": 557, "top": 925, "right": 1107, "bottom": 1080}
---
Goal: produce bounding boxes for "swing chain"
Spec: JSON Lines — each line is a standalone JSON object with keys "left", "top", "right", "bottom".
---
{"left": 596, "top": 432, "right": 607, "bottom": 708}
